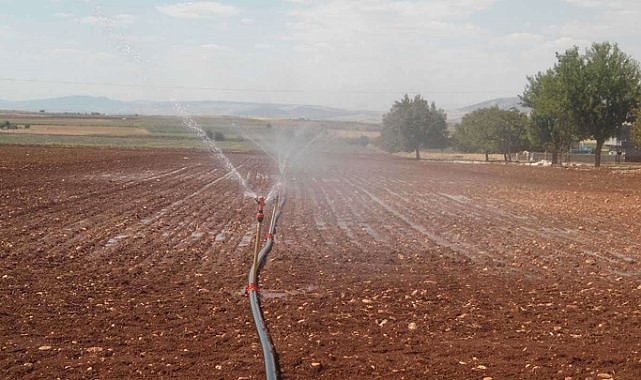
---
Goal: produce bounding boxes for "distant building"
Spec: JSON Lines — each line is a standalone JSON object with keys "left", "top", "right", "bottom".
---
{"left": 605, "top": 137, "right": 622, "bottom": 150}
{"left": 606, "top": 128, "right": 641, "bottom": 162}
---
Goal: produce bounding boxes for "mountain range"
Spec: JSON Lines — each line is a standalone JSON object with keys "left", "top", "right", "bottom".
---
{"left": 447, "top": 97, "right": 528, "bottom": 123}
{"left": 0, "top": 95, "right": 527, "bottom": 123}
{"left": 0, "top": 96, "right": 382, "bottom": 123}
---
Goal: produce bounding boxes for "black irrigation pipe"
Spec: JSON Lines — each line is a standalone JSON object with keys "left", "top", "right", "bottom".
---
{"left": 245, "top": 194, "right": 286, "bottom": 380}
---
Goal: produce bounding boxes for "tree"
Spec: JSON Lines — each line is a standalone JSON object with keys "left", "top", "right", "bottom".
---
{"left": 381, "top": 94, "right": 448, "bottom": 159}
{"left": 556, "top": 42, "right": 641, "bottom": 167}
{"left": 204, "top": 129, "right": 225, "bottom": 141}
{"left": 453, "top": 108, "right": 498, "bottom": 161}
{"left": 453, "top": 106, "right": 528, "bottom": 161}
{"left": 495, "top": 108, "right": 529, "bottom": 161}
{"left": 213, "top": 131, "right": 225, "bottom": 141}
{"left": 631, "top": 108, "right": 641, "bottom": 148}
{"left": 521, "top": 69, "right": 575, "bottom": 165}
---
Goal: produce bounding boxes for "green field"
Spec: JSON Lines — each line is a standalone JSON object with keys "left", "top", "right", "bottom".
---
{"left": 0, "top": 112, "right": 381, "bottom": 151}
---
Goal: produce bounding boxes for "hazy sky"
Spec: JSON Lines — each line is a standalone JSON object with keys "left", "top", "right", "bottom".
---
{"left": 1, "top": 0, "right": 640, "bottom": 111}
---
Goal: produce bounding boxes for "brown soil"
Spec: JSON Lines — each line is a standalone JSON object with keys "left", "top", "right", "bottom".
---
{"left": 1, "top": 145, "right": 641, "bottom": 379}
{"left": 0, "top": 125, "right": 150, "bottom": 136}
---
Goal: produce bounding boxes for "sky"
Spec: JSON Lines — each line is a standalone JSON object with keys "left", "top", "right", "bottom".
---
{"left": 0, "top": 0, "right": 640, "bottom": 111}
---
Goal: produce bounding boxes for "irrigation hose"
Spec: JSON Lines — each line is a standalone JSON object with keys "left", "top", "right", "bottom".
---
{"left": 247, "top": 194, "right": 285, "bottom": 380}
{"left": 252, "top": 219, "right": 262, "bottom": 272}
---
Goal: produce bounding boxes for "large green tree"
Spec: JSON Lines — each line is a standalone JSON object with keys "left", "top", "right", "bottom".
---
{"left": 453, "top": 106, "right": 528, "bottom": 162}
{"left": 556, "top": 42, "right": 641, "bottom": 167}
{"left": 381, "top": 94, "right": 448, "bottom": 159}
{"left": 521, "top": 69, "right": 575, "bottom": 165}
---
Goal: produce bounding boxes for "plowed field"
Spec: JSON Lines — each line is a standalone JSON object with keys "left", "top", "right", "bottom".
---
{"left": 2, "top": 145, "right": 641, "bottom": 379}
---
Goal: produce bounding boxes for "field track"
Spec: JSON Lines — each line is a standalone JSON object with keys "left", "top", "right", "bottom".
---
{"left": 1, "top": 145, "right": 641, "bottom": 379}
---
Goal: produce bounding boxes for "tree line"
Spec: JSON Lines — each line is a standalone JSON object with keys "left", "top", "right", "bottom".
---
{"left": 380, "top": 42, "right": 641, "bottom": 167}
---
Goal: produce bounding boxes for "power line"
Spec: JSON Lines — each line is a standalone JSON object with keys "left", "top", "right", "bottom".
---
{"left": 0, "top": 77, "right": 516, "bottom": 95}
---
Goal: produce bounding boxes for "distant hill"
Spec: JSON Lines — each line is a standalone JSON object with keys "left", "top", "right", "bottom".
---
{"left": 0, "top": 95, "right": 534, "bottom": 124}
{"left": 0, "top": 96, "right": 129, "bottom": 115}
{"left": 0, "top": 96, "right": 383, "bottom": 122}
{"left": 448, "top": 97, "right": 530, "bottom": 124}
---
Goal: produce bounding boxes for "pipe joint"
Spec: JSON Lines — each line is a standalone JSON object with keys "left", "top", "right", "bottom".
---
{"left": 256, "top": 196, "right": 265, "bottom": 222}
{"left": 244, "top": 283, "right": 259, "bottom": 297}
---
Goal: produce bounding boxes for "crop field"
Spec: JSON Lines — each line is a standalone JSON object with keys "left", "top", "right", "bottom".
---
{"left": 0, "top": 112, "right": 379, "bottom": 150}
{"left": 0, "top": 113, "right": 255, "bottom": 150}
{"left": 2, "top": 144, "right": 641, "bottom": 379}
{"left": 0, "top": 125, "right": 150, "bottom": 136}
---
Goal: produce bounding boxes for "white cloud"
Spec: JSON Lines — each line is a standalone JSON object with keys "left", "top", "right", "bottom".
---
{"left": 562, "top": 0, "right": 640, "bottom": 9}
{"left": 44, "top": 47, "right": 117, "bottom": 62}
{"left": 8, "top": 0, "right": 641, "bottom": 111}
{"left": 47, "top": 47, "right": 83, "bottom": 54}
{"left": 52, "top": 12, "right": 73, "bottom": 18}
{"left": 274, "top": 0, "right": 640, "bottom": 109}
{"left": 200, "top": 43, "right": 229, "bottom": 51}
{"left": 156, "top": 2, "right": 239, "bottom": 19}
{"left": 563, "top": 0, "right": 606, "bottom": 7}
{"left": 268, "top": 0, "right": 506, "bottom": 108}
{"left": 497, "top": 32, "right": 546, "bottom": 47}
{"left": 284, "top": 0, "right": 495, "bottom": 54}
{"left": 547, "top": 37, "right": 590, "bottom": 51}
{"left": 80, "top": 14, "right": 136, "bottom": 27}
{"left": 547, "top": 1, "right": 641, "bottom": 55}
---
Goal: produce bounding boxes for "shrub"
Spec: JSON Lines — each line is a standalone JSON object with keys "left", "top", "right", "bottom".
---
{"left": 213, "top": 131, "right": 225, "bottom": 141}
{"left": 346, "top": 135, "right": 370, "bottom": 146}
{"left": 204, "top": 130, "right": 225, "bottom": 141}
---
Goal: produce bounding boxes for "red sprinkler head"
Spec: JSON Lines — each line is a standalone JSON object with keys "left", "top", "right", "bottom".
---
{"left": 256, "top": 196, "right": 265, "bottom": 222}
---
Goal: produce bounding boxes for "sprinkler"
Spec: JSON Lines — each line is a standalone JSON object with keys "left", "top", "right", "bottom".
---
{"left": 252, "top": 196, "right": 266, "bottom": 280}
{"left": 256, "top": 196, "right": 266, "bottom": 222}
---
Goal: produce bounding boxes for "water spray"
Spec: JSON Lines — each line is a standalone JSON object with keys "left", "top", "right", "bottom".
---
{"left": 172, "top": 102, "right": 257, "bottom": 199}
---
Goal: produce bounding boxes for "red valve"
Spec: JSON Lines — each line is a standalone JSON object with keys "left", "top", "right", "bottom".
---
{"left": 244, "top": 283, "right": 259, "bottom": 296}
{"left": 256, "top": 196, "right": 265, "bottom": 222}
